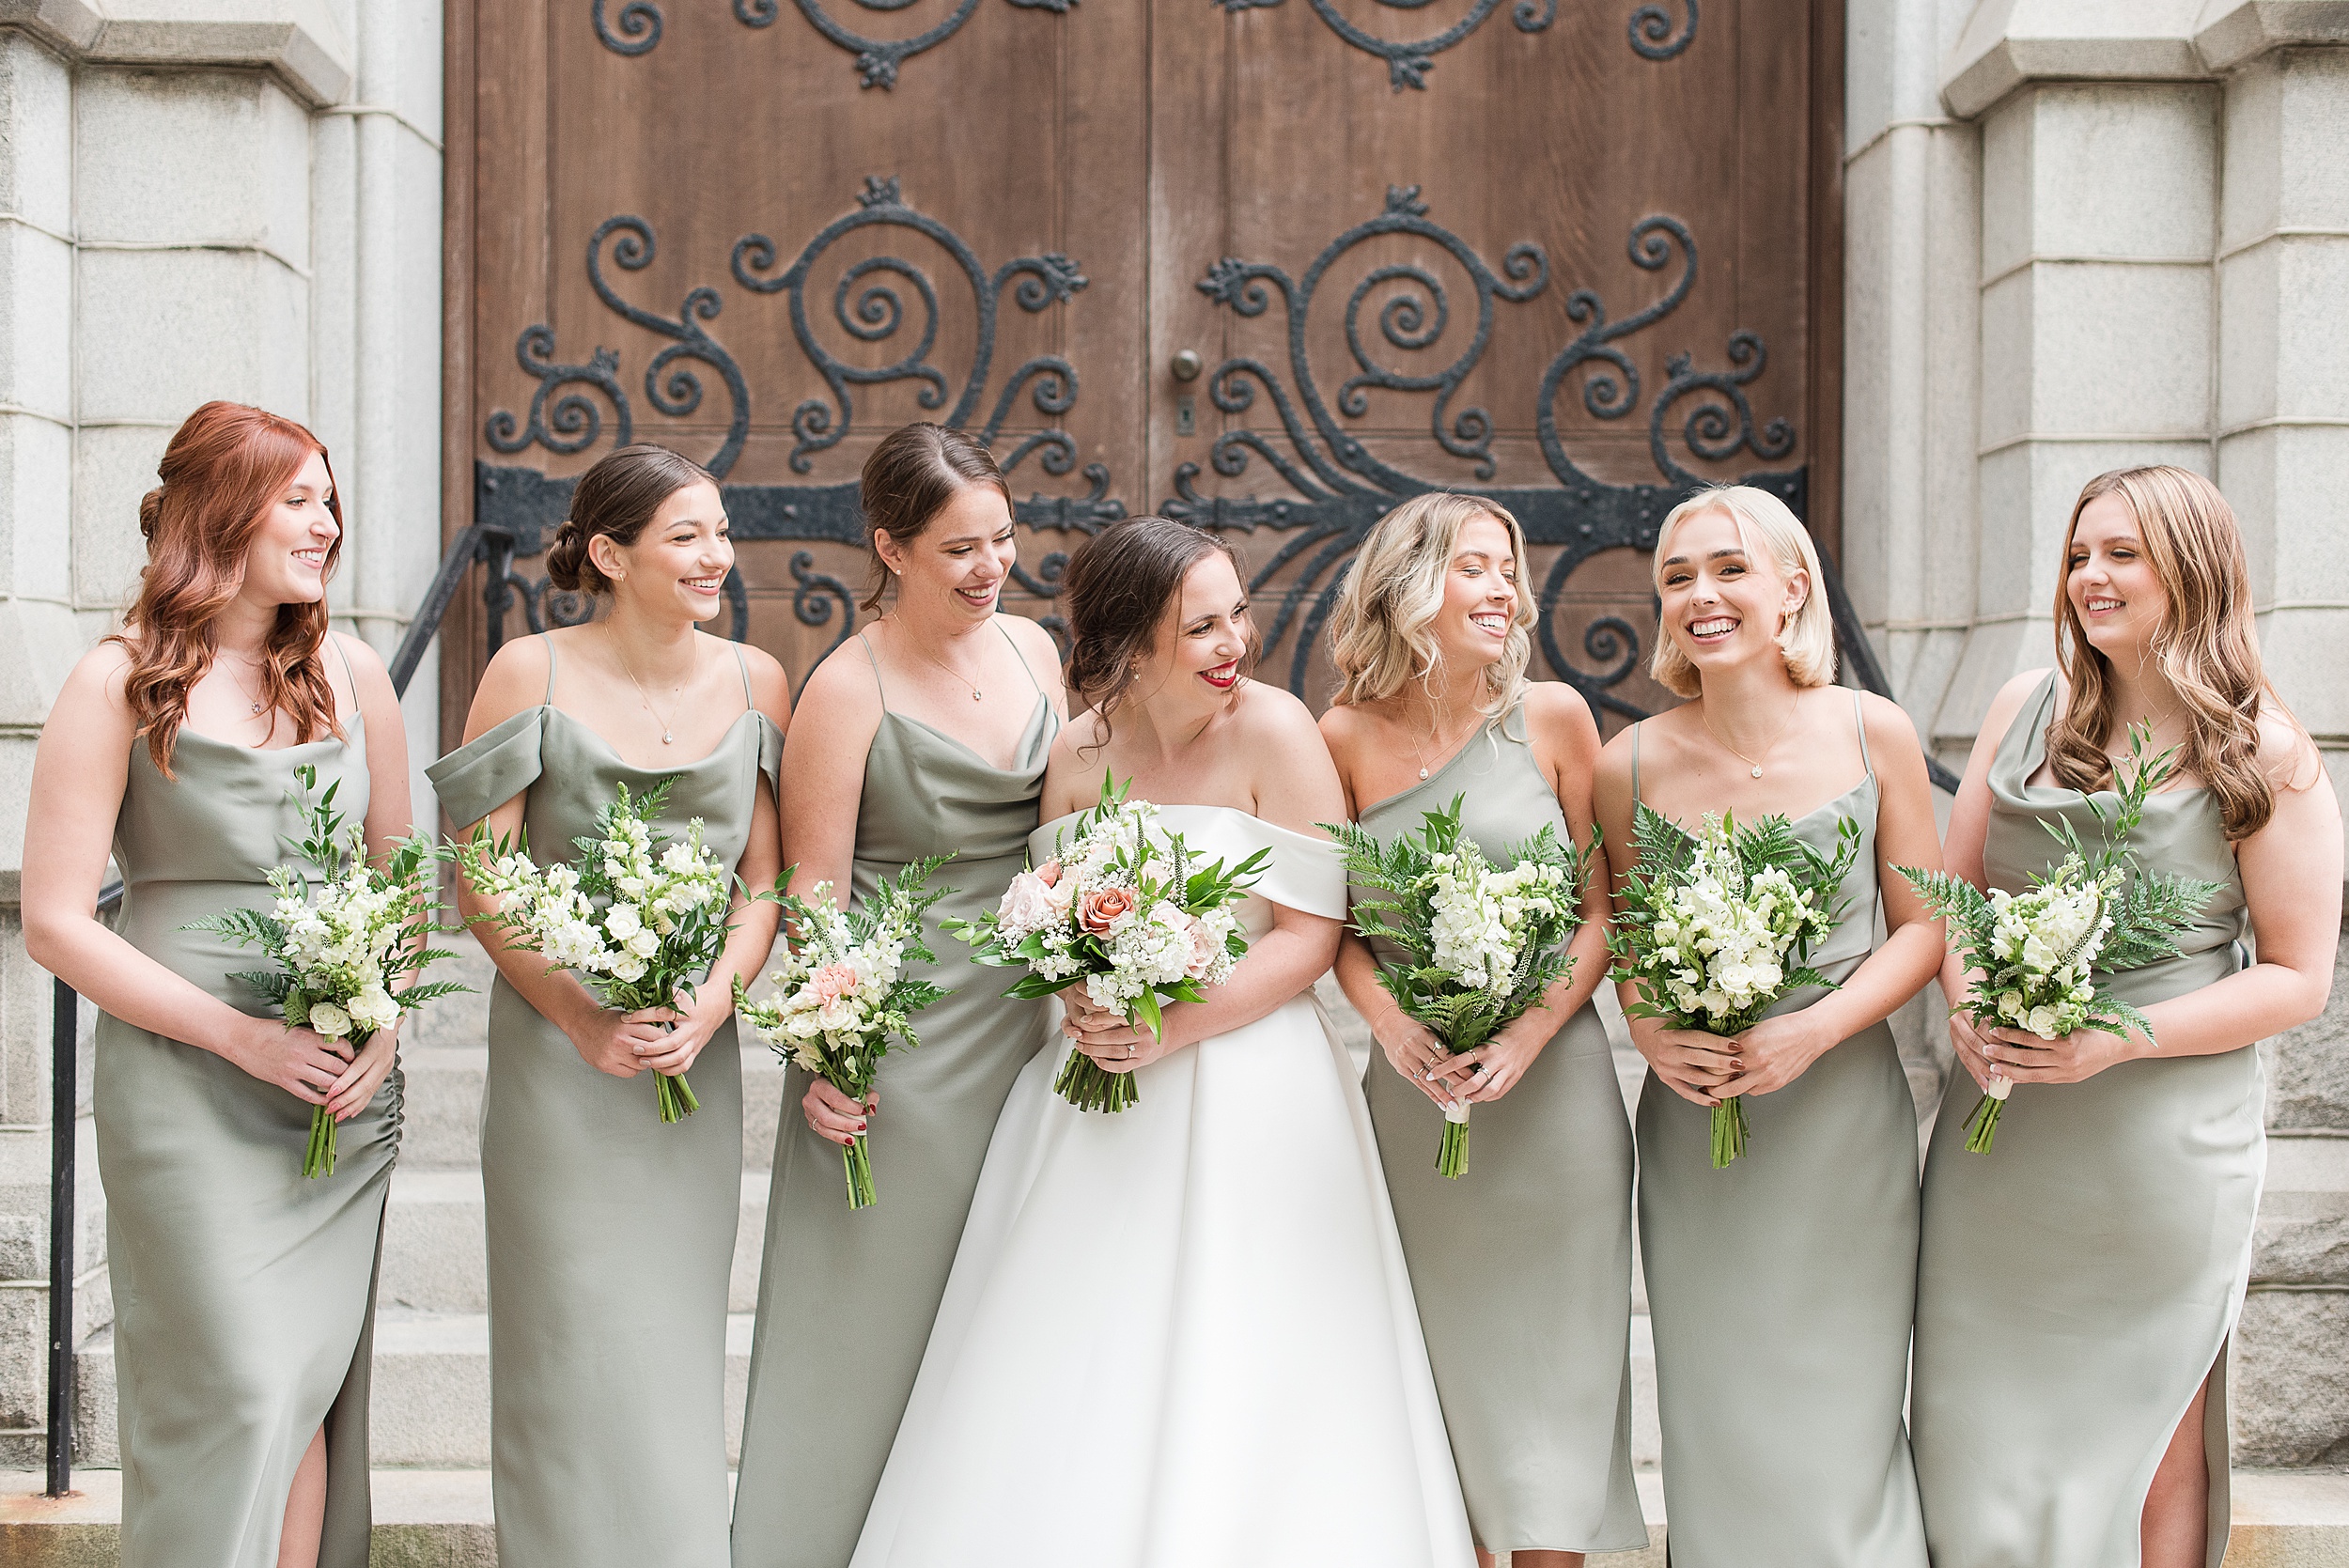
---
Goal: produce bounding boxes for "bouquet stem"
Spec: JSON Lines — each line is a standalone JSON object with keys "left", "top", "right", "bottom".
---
{"left": 656, "top": 1070, "right": 699, "bottom": 1124}
{"left": 1437, "top": 1100, "right": 1470, "bottom": 1180}
{"left": 304, "top": 1104, "right": 337, "bottom": 1179}
{"left": 1963, "top": 1077, "right": 2013, "bottom": 1154}
{"left": 1710, "top": 1095, "right": 1748, "bottom": 1169}
{"left": 841, "top": 1133, "right": 877, "bottom": 1209}
{"left": 1052, "top": 1048, "right": 1140, "bottom": 1114}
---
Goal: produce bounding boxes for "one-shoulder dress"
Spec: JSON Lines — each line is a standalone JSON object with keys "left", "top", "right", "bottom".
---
{"left": 426, "top": 636, "right": 779, "bottom": 1568}
{"left": 1911, "top": 671, "right": 2258, "bottom": 1568}
{"left": 1351, "top": 708, "right": 1643, "bottom": 1555}
{"left": 733, "top": 625, "right": 1059, "bottom": 1568}
{"left": 851, "top": 805, "right": 1475, "bottom": 1567}
{"left": 98, "top": 679, "right": 399, "bottom": 1568}
{"left": 1630, "top": 693, "right": 1930, "bottom": 1568}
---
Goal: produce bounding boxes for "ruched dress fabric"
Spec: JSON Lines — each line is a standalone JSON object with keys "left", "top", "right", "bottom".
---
{"left": 850, "top": 806, "right": 1475, "bottom": 1568}
{"left": 98, "top": 708, "right": 400, "bottom": 1568}
{"left": 426, "top": 644, "right": 779, "bottom": 1568}
{"left": 1911, "top": 671, "right": 2258, "bottom": 1568}
{"left": 733, "top": 632, "right": 1057, "bottom": 1568}
{"left": 1630, "top": 701, "right": 1930, "bottom": 1568}
{"left": 1350, "top": 710, "right": 1643, "bottom": 1555}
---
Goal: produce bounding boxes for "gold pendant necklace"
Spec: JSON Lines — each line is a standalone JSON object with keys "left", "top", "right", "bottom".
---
{"left": 1702, "top": 691, "right": 1802, "bottom": 779}
{"left": 614, "top": 637, "right": 687, "bottom": 745}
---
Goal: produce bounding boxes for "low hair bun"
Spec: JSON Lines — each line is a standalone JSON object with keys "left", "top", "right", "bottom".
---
{"left": 543, "top": 518, "right": 601, "bottom": 594}
{"left": 138, "top": 486, "right": 165, "bottom": 540}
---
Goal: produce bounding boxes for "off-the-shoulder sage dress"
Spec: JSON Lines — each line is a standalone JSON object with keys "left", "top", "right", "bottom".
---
{"left": 1911, "top": 672, "right": 2258, "bottom": 1568}
{"left": 1630, "top": 695, "right": 1930, "bottom": 1568}
{"left": 733, "top": 626, "right": 1058, "bottom": 1568}
{"left": 851, "top": 806, "right": 1474, "bottom": 1568}
{"left": 99, "top": 691, "right": 401, "bottom": 1568}
{"left": 1351, "top": 708, "right": 1643, "bottom": 1555}
{"left": 427, "top": 636, "right": 779, "bottom": 1568}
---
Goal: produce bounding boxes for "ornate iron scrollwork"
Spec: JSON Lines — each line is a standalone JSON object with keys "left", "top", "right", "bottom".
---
{"left": 1219, "top": 0, "right": 1688, "bottom": 88}
{"left": 478, "top": 179, "right": 1123, "bottom": 667}
{"left": 734, "top": 0, "right": 1076, "bottom": 87}
{"left": 1166, "top": 185, "right": 1798, "bottom": 718}
{"left": 593, "top": 0, "right": 662, "bottom": 54}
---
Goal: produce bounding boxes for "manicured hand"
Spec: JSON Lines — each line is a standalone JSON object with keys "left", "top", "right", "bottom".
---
{"left": 801, "top": 1077, "right": 872, "bottom": 1148}
{"left": 1434, "top": 1011, "right": 1554, "bottom": 1105}
{"left": 1977, "top": 1022, "right": 2136, "bottom": 1084}
{"left": 1632, "top": 1018, "right": 1740, "bottom": 1107}
{"left": 566, "top": 1003, "right": 680, "bottom": 1079}
{"left": 633, "top": 989, "right": 721, "bottom": 1076}
{"left": 325, "top": 1020, "right": 399, "bottom": 1122}
{"left": 1065, "top": 1004, "right": 1169, "bottom": 1073}
{"left": 1711, "top": 1010, "right": 1838, "bottom": 1099}
{"left": 1370, "top": 1005, "right": 1457, "bottom": 1110}
{"left": 1945, "top": 1006, "right": 2003, "bottom": 1093}
{"left": 226, "top": 1018, "right": 355, "bottom": 1104}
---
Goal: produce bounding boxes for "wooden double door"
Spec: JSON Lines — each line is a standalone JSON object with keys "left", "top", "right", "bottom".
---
{"left": 442, "top": 0, "right": 1842, "bottom": 745}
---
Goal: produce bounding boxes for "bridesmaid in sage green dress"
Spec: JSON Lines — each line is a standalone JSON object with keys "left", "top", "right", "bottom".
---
{"left": 1911, "top": 466, "right": 2341, "bottom": 1568}
{"left": 1319, "top": 494, "right": 1642, "bottom": 1565}
{"left": 733, "top": 424, "right": 1065, "bottom": 1568}
{"left": 432, "top": 444, "right": 788, "bottom": 1568}
{"left": 1593, "top": 485, "right": 1946, "bottom": 1568}
{"left": 23, "top": 403, "right": 410, "bottom": 1568}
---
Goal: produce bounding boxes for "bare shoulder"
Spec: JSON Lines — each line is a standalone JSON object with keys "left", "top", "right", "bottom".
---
{"left": 1315, "top": 697, "right": 1377, "bottom": 759}
{"left": 1520, "top": 681, "right": 1600, "bottom": 751}
{"left": 329, "top": 629, "right": 391, "bottom": 681}
{"left": 1594, "top": 718, "right": 1640, "bottom": 790}
{"left": 794, "top": 635, "right": 882, "bottom": 717}
{"left": 726, "top": 637, "right": 794, "bottom": 720}
{"left": 1854, "top": 688, "right": 1921, "bottom": 749}
{"left": 1234, "top": 679, "right": 1324, "bottom": 746}
{"left": 998, "top": 612, "right": 1062, "bottom": 667}
{"left": 63, "top": 638, "right": 134, "bottom": 702}
{"left": 2255, "top": 698, "right": 2328, "bottom": 794}
{"left": 1983, "top": 666, "right": 2054, "bottom": 733}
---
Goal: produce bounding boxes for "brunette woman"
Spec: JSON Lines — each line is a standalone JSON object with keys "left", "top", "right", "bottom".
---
{"left": 1591, "top": 484, "right": 1944, "bottom": 1568}
{"left": 1320, "top": 493, "right": 1642, "bottom": 1566}
{"left": 23, "top": 403, "right": 410, "bottom": 1568}
{"left": 428, "top": 444, "right": 788, "bottom": 1568}
{"left": 1910, "top": 467, "right": 2340, "bottom": 1568}
{"left": 731, "top": 423, "right": 1067, "bottom": 1568}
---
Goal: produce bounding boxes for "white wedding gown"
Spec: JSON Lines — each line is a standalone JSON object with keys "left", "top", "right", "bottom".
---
{"left": 849, "top": 805, "right": 1476, "bottom": 1568}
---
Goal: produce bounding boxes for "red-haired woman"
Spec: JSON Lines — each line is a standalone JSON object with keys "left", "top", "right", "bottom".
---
{"left": 23, "top": 402, "right": 414, "bottom": 1568}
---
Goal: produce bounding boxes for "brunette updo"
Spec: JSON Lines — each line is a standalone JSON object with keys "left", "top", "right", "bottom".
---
{"left": 545, "top": 443, "right": 716, "bottom": 594}
{"left": 1060, "top": 516, "right": 1252, "bottom": 735}
{"left": 858, "top": 422, "right": 1013, "bottom": 611}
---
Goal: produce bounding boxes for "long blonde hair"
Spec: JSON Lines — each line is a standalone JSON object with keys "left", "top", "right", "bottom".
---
{"left": 1647, "top": 484, "right": 1836, "bottom": 699}
{"left": 2046, "top": 466, "right": 2291, "bottom": 839}
{"left": 1327, "top": 493, "right": 1534, "bottom": 719}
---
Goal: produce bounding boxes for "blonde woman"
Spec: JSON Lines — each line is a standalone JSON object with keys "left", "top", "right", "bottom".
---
{"left": 1320, "top": 494, "right": 1643, "bottom": 1566}
{"left": 1910, "top": 468, "right": 2340, "bottom": 1568}
{"left": 1592, "top": 485, "right": 1944, "bottom": 1568}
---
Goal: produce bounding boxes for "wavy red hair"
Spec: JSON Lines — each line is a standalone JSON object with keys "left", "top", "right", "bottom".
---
{"left": 112, "top": 401, "right": 344, "bottom": 777}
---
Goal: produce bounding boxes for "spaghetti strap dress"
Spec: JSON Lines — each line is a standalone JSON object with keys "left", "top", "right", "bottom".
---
{"left": 733, "top": 621, "right": 1059, "bottom": 1568}
{"left": 1350, "top": 706, "right": 1644, "bottom": 1555}
{"left": 96, "top": 639, "right": 399, "bottom": 1568}
{"left": 426, "top": 635, "right": 779, "bottom": 1568}
{"left": 1630, "top": 691, "right": 1929, "bottom": 1568}
{"left": 1911, "top": 671, "right": 2258, "bottom": 1568}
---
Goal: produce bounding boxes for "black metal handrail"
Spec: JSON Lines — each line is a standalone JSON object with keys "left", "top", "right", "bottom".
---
{"left": 46, "top": 879, "right": 120, "bottom": 1497}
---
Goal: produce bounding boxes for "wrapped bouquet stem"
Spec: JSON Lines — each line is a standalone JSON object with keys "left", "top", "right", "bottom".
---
{"left": 736, "top": 856, "right": 952, "bottom": 1208}
{"left": 1324, "top": 795, "right": 1595, "bottom": 1179}
{"left": 451, "top": 776, "right": 763, "bottom": 1124}
{"left": 947, "top": 776, "right": 1265, "bottom": 1113}
{"left": 1608, "top": 804, "right": 1860, "bottom": 1168}
{"left": 1899, "top": 725, "right": 2220, "bottom": 1153}
{"left": 187, "top": 764, "right": 469, "bottom": 1176}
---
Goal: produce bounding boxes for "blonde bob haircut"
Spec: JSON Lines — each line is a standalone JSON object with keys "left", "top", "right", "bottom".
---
{"left": 1648, "top": 483, "right": 1836, "bottom": 699}
{"left": 1326, "top": 492, "right": 1534, "bottom": 719}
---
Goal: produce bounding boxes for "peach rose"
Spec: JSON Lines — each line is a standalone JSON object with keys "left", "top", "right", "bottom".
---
{"left": 812, "top": 963, "right": 861, "bottom": 1004}
{"left": 1078, "top": 886, "right": 1137, "bottom": 935}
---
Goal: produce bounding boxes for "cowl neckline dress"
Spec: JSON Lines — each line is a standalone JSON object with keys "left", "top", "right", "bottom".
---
{"left": 1351, "top": 707, "right": 1644, "bottom": 1555}
{"left": 733, "top": 632, "right": 1059, "bottom": 1568}
{"left": 427, "top": 653, "right": 780, "bottom": 1568}
{"left": 1629, "top": 694, "right": 1930, "bottom": 1568}
{"left": 100, "top": 707, "right": 400, "bottom": 1568}
{"left": 1912, "top": 670, "right": 2257, "bottom": 1568}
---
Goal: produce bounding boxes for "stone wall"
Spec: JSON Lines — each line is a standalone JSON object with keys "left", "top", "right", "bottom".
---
{"left": 0, "top": 0, "right": 443, "bottom": 1466}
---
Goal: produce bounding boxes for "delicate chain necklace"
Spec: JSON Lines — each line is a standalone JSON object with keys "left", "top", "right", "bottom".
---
{"left": 217, "top": 650, "right": 268, "bottom": 716}
{"left": 1408, "top": 705, "right": 1482, "bottom": 782}
{"left": 902, "top": 625, "right": 986, "bottom": 702}
{"left": 1702, "top": 691, "right": 1802, "bottom": 779}
{"left": 612, "top": 634, "right": 688, "bottom": 745}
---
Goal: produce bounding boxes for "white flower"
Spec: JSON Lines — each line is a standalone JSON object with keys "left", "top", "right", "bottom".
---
{"left": 604, "top": 903, "right": 643, "bottom": 940}
{"left": 306, "top": 1001, "right": 352, "bottom": 1038}
{"left": 609, "top": 952, "right": 648, "bottom": 983}
{"left": 347, "top": 986, "right": 400, "bottom": 1033}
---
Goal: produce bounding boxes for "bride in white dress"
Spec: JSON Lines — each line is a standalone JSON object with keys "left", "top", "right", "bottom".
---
{"left": 850, "top": 516, "right": 1475, "bottom": 1568}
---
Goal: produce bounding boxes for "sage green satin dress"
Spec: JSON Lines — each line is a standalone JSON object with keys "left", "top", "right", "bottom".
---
{"left": 1630, "top": 697, "right": 1929, "bottom": 1568}
{"left": 733, "top": 628, "right": 1057, "bottom": 1568}
{"left": 1912, "top": 672, "right": 2257, "bottom": 1568}
{"left": 1351, "top": 708, "right": 1643, "bottom": 1555}
{"left": 98, "top": 704, "right": 399, "bottom": 1568}
{"left": 427, "top": 637, "right": 779, "bottom": 1568}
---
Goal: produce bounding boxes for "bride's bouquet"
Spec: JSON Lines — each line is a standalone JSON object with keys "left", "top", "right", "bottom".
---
{"left": 1897, "top": 727, "right": 2219, "bottom": 1153}
{"left": 948, "top": 777, "right": 1266, "bottom": 1113}
{"left": 451, "top": 777, "right": 745, "bottom": 1124}
{"left": 1324, "top": 796, "right": 1595, "bottom": 1178}
{"left": 1608, "top": 806, "right": 1861, "bottom": 1167}
{"left": 735, "top": 857, "right": 952, "bottom": 1209}
{"left": 188, "top": 764, "right": 467, "bottom": 1177}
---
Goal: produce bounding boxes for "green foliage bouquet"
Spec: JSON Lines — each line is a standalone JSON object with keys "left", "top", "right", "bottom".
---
{"left": 1898, "top": 727, "right": 2219, "bottom": 1153}
{"left": 188, "top": 764, "right": 467, "bottom": 1177}
{"left": 1324, "top": 796, "right": 1595, "bottom": 1178}
{"left": 736, "top": 857, "right": 952, "bottom": 1209}
{"left": 1608, "top": 806, "right": 1861, "bottom": 1168}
